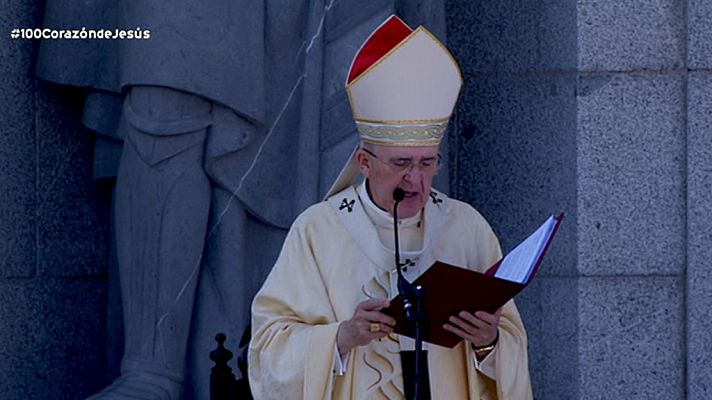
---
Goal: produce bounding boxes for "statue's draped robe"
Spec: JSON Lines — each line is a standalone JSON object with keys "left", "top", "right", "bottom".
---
{"left": 250, "top": 186, "right": 533, "bottom": 399}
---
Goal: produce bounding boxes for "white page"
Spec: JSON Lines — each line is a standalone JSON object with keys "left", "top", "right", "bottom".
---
{"left": 494, "top": 215, "right": 556, "bottom": 283}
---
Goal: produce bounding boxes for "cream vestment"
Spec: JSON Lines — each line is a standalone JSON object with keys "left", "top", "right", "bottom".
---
{"left": 249, "top": 185, "right": 533, "bottom": 399}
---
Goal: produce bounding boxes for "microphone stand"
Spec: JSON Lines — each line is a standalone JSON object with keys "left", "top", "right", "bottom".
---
{"left": 392, "top": 189, "right": 426, "bottom": 400}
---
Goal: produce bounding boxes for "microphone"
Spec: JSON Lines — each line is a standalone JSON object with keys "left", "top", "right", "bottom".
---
{"left": 392, "top": 188, "right": 405, "bottom": 272}
{"left": 393, "top": 187, "right": 426, "bottom": 399}
{"left": 392, "top": 188, "right": 414, "bottom": 322}
{"left": 393, "top": 187, "right": 405, "bottom": 203}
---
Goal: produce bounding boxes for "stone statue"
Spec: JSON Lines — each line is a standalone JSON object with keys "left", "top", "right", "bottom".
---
{"left": 36, "top": 1, "right": 447, "bottom": 398}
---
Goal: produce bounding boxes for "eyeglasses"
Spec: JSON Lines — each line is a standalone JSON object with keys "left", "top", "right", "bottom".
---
{"left": 362, "top": 147, "right": 441, "bottom": 175}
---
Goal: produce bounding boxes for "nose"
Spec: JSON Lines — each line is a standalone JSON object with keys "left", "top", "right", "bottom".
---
{"left": 402, "top": 166, "right": 424, "bottom": 183}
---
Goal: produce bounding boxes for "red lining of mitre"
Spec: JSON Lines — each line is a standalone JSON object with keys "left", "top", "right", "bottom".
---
{"left": 347, "top": 16, "right": 413, "bottom": 84}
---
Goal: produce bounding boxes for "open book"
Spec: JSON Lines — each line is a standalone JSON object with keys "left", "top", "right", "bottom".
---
{"left": 492, "top": 214, "right": 561, "bottom": 284}
{"left": 384, "top": 213, "right": 563, "bottom": 348}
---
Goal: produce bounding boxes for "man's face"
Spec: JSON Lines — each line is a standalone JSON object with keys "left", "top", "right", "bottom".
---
{"left": 357, "top": 144, "right": 441, "bottom": 219}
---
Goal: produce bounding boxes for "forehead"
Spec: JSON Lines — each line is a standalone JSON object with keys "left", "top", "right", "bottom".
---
{"left": 373, "top": 144, "right": 440, "bottom": 159}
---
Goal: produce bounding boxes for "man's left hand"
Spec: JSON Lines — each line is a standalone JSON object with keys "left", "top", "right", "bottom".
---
{"left": 442, "top": 308, "right": 501, "bottom": 348}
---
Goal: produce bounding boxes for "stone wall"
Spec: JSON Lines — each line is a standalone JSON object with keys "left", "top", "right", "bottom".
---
{"left": 687, "top": 1, "right": 712, "bottom": 397}
{"left": 447, "top": 1, "right": 711, "bottom": 398}
{"left": 0, "top": 0, "right": 110, "bottom": 398}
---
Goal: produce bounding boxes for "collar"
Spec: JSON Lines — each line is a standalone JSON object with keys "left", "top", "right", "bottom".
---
{"left": 358, "top": 180, "right": 422, "bottom": 229}
{"left": 327, "top": 185, "right": 448, "bottom": 273}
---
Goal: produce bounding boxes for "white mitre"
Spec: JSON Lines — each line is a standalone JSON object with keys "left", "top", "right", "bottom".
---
{"left": 325, "top": 15, "right": 463, "bottom": 198}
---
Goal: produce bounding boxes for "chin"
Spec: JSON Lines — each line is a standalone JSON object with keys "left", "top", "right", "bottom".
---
{"left": 399, "top": 198, "right": 425, "bottom": 218}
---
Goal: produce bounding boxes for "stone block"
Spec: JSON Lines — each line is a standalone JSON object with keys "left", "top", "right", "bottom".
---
{"left": 35, "top": 82, "right": 109, "bottom": 277}
{"left": 686, "top": 71, "right": 712, "bottom": 399}
{"left": 446, "top": 0, "right": 578, "bottom": 73}
{"left": 0, "top": 75, "right": 35, "bottom": 278}
{"left": 577, "top": 0, "right": 685, "bottom": 71}
{"left": 0, "top": 0, "right": 39, "bottom": 76}
{"left": 538, "top": 0, "right": 579, "bottom": 71}
{"left": 688, "top": 0, "right": 712, "bottom": 69}
{"left": 577, "top": 74, "right": 685, "bottom": 275}
{"left": 0, "top": 279, "right": 108, "bottom": 400}
{"left": 578, "top": 277, "right": 683, "bottom": 399}
{"left": 451, "top": 76, "right": 578, "bottom": 276}
{"left": 517, "top": 276, "right": 580, "bottom": 400}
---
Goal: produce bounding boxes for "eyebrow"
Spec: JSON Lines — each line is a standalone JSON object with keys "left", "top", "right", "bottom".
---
{"left": 389, "top": 155, "right": 440, "bottom": 162}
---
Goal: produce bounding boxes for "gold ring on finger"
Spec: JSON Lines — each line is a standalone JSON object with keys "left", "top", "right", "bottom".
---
{"left": 369, "top": 323, "right": 380, "bottom": 333}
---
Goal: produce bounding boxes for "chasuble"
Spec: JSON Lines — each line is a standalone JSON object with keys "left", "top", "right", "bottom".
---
{"left": 249, "top": 185, "right": 533, "bottom": 399}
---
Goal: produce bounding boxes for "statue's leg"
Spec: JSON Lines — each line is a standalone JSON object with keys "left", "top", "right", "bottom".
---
{"left": 88, "top": 86, "right": 212, "bottom": 400}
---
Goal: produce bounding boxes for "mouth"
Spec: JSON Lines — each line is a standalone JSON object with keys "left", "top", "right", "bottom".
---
{"left": 402, "top": 190, "right": 419, "bottom": 199}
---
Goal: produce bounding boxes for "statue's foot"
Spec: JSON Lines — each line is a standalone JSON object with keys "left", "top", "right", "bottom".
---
{"left": 86, "top": 371, "right": 183, "bottom": 400}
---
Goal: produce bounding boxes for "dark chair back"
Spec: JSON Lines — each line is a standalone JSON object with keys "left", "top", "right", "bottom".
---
{"left": 210, "top": 328, "right": 252, "bottom": 400}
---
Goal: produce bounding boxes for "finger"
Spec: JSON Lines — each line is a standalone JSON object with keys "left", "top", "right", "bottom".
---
{"left": 353, "top": 323, "right": 382, "bottom": 342}
{"left": 358, "top": 319, "right": 395, "bottom": 334}
{"left": 442, "top": 323, "right": 475, "bottom": 342}
{"left": 444, "top": 322, "right": 495, "bottom": 347}
{"left": 366, "top": 322, "right": 394, "bottom": 335}
{"left": 449, "top": 315, "right": 485, "bottom": 332}
{"left": 361, "top": 323, "right": 391, "bottom": 340}
{"left": 358, "top": 298, "right": 391, "bottom": 311}
{"left": 380, "top": 324, "right": 394, "bottom": 334}
{"left": 458, "top": 311, "right": 488, "bottom": 327}
{"left": 342, "top": 321, "right": 391, "bottom": 349}
{"left": 476, "top": 307, "right": 503, "bottom": 322}
{"left": 473, "top": 310, "right": 500, "bottom": 325}
{"left": 359, "top": 310, "right": 396, "bottom": 327}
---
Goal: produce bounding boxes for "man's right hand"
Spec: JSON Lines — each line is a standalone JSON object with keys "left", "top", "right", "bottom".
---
{"left": 336, "top": 299, "right": 396, "bottom": 355}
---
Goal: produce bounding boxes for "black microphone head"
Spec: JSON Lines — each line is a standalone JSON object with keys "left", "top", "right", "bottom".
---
{"left": 393, "top": 188, "right": 405, "bottom": 202}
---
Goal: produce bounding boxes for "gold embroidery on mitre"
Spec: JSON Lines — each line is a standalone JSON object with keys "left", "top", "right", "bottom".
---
{"left": 346, "top": 27, "right": 422, "bottom": 89}
{"left": 346, "top": 27, "right": 463, "bottom": 96}
{"left": 356, "top": 116, "right": 450, "bottom": 125}
{"left": 357, "top": 121, "right": 448, "bottom": 145}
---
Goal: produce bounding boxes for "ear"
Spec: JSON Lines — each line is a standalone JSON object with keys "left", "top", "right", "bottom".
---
{"left": 356, "top": 148, "right": 371, "bottom": 178}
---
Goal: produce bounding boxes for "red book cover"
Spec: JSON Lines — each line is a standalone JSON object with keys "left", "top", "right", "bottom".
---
{"left": 385, "top": 214, "right": 563, "bottom": 348}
